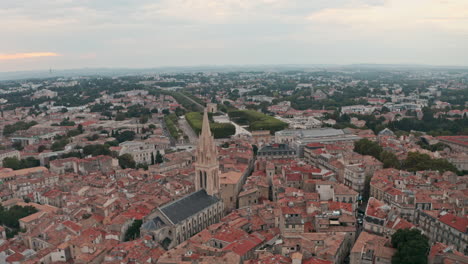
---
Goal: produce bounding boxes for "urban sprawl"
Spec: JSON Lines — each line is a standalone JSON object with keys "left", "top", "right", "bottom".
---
{"left": 0, "top": 68, "right": 466, "bottom": 264}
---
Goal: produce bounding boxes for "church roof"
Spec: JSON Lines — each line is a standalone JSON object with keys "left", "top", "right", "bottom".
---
{"left": 141, "top": 216, "right": 166, "bottom": 231}
{"left": 159, "top": 189, "right": 220, "bottom": 225}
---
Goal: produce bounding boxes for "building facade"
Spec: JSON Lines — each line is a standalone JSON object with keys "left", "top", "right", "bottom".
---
{"left": 141, "top": 109, "right": 224, "bottom": 249}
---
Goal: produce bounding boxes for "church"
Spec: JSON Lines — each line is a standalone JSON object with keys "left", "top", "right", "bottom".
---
{"left": 141, "top": 109, "right": 224, "bottom": 249}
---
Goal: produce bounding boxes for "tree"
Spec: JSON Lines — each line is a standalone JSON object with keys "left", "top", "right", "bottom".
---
{"left": 51, "top": 138, "right": 69, "bottom": 151}
{"left": 175, "top": 107, "right": 186, "bottom": 116}
{"left": 162, "top": 109, "right": 170, "bottom": 115}
{"left": 37, "top": 145, "right": 47, "bottom": 153}
{"left": 83, "top": 144, "right": 111, "bottom": 157}
{"left": 12, "top": 141, "right": 23, "bottom": 151}
{"left": 0, "top": 205, "right": 38, "bottom": 238}
{"left": 77, "top": 124, "right": 84, "bottom": 133}
{"left": 422, "top": 107, "right": 435, "bottom": 122}
{"left": 124, "top": 220, "right": 143, "bottom": 241}
{"left": 87, "top": 134, "right": 100, "bottom": 141}
{"left": 118, "top": 154, "right": 136, "bottom": 169}
{"left": 381, "top": 106, "right": 390, "bottom": 113}
{"left": 2, "top": 157, "right": 40, "bottom": 170}
{"left": 391, "top": 229, "right": 429, "bottom": 264}
{"left": 402, "top": 152, "right": 458, "bottom": 173}
{"left": 115, "top": 131, "right": 135, "bottom": 143}
{"left": 2, "top": 117, "right": 38, "bottom": 134}
{"left": 139, "top": 115, "right": 149, "bottom": 124}
{"left": 252, "top": 145, "right": 258, "bottom": 156}
{"left": 115, "top": 112, "right": 126, "bottom": 121}
{"left": 380, "top": 151, "right": 400, "bottom": 168}
{"left": 2, "top": 157, "right": 21, "bottom": 170}
{"left": 354, "top": 139, "right": 383, "bottom": 159}
{"left": 155, "top": 151, "right": 164, "bottom": 164}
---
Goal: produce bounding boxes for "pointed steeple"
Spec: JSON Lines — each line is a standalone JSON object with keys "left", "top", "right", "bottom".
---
{"left": 201, "top": 108, "right": 212, "bottom": 138}
{"left": 194, "top": 108, "right": 219, "bottom": 197}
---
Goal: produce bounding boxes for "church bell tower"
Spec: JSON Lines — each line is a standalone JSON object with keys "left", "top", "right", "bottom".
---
{"left": 194, "top": 108, "right": 220, "bottom": 197}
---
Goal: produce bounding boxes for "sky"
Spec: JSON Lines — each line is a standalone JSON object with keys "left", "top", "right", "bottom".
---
{"left": 1, "top": 0, "right": 467, "bottom": 72}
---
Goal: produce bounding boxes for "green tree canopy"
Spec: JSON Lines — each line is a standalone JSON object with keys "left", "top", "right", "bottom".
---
{"left": 155, "top": 150, "right": 164, "bottom": 164}
{"left": 391, "top": 229, "right": 429, "bottom": 264}
{"left": 118, "top": 154, "right": 136, "bottom": 169}
{"left": 83, "top": 144, "right": 111, "bottom": 157}
{"left": 115, "top": 131, "right": 136, "bottom": 143}
{"left": 354, "top": 139, "right": 383, "bottom": 159}
{"left": 380, "top": 151, "right": 400, "bottom": 168}
{"left": 402, "top": 152, "right": 458, "bottom": 173}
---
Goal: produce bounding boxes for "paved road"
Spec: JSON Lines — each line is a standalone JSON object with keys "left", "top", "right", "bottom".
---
{"left": 214, "top": 114, "right": 252, "bottom": 136}
{"left": 179, "top": 116, "right": 198, "bottom": 144}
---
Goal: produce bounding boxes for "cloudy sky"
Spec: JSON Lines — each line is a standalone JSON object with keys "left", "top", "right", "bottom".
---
{"left": 1, "top": 0, "right": 467, "bottom": 72}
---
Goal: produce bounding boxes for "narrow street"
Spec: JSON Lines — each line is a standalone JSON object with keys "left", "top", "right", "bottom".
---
{"left": 178, "top": 116, "right": 198, "bottom": 144}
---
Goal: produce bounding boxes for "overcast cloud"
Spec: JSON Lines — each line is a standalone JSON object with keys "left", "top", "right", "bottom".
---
{"left": 0, "top": 0, "right": 467, "bottom": 71}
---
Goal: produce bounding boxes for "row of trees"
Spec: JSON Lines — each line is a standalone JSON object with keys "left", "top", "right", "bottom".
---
{"left": 185, "top": 112, "right": 235, "bottom": 138}
{"left": 164, "top": 114, "right": 180, "bottom": 139}
{"left": 2, "top": 157, "right": 40, "bottom": 170}
{"left": 354, "top": 139, "right": 459, "bottom": 173}
{"left": 156, "top": 90, "right": 202, "bottom": 112}
{"left": 389, "top": 108, "right": 468, "bottom": 136}
{"left": 3, "top": 121, "right": 38, "bottom": 136}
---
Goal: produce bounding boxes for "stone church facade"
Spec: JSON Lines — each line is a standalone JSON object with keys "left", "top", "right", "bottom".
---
{"left": 141, "top": 109, "right": 224, "bottom": 249}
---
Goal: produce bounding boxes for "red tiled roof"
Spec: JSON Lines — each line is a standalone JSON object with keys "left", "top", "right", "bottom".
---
{"left": 223, "top": 235, "right": 263, "bottom": 256}
{"left": 62, "top": 220, "right": 82, "bottom": 233}
{"left": 6, "top": 252, "right": 24, "bottom": 262}
{"left": 286, "top": 173, "right": 302, "bottom": 182}
{"left": 438, "top": 136, "right": 468, "bottom": 146}
{"left": 213, "top": 227, "right": 247, "bottom": 243}
{"left": 303, "top": 258, "right": 333, "bottom": 264}
{"left": 365, "top": 198, "right": 389, "bottom": 219}
{"left": 438, "top": 213, "right": 468, "bottom": 233}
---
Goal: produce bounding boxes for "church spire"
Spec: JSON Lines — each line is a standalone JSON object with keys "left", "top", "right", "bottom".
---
{"left": 194, "top": 108, "right": 219, "bottom": 197}
{"left": 201, "top": 107, "right": 212, "bottom": 139}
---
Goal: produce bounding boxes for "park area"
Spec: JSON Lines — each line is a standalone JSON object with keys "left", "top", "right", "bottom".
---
{"left": 228, "top": 110, "right": 288, "bottom": 134}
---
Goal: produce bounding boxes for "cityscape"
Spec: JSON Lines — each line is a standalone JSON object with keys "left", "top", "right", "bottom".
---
{"left": 0, "top": 68, "right": 466, "bottom": 264}
{"left": 1, "top": 1, "right": 468, "bottom": 264}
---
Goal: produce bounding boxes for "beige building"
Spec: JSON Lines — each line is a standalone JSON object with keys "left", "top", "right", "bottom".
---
{"left": 207, "top": 103, "right": 217, "bottom": 113}
{"left": 344, "top": 164, "right": 366, "bottom": 195}
{"left": 219, "top": 171, "right": 243, "bottom": 212}
{"left": 415, "top": 210, "right": 467, "bottom": 255}
{"left": 119, "top": 141, "right": 158, "bottom": 165}
{"left": 251, "top": 130, "right": 272, "bottom": 147}
{"left": 350, "top": 231, "right": 395, "bottom": 264}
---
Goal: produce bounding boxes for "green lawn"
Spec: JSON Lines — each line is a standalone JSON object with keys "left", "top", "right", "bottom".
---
{"left": 185, "top": 112, "right": 235, "bottom": 138}
{"left": 228, "top": 110, "right": 288, "bottom": 134}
